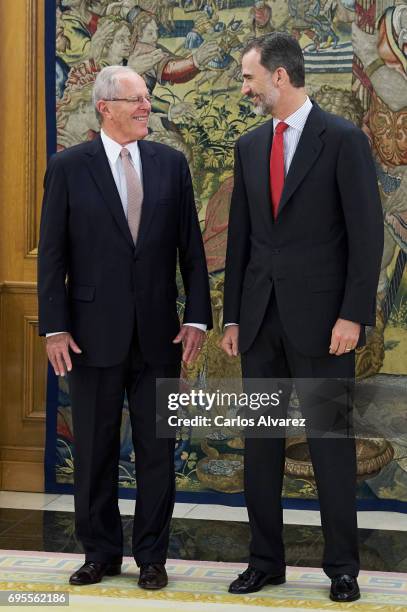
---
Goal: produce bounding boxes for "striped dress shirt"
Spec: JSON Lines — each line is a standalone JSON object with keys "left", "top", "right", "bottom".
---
{"left": 273, "top": 96, "right": 313, "bottom": 175}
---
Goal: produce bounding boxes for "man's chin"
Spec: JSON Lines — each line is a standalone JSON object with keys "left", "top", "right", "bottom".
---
{"left": 253, "top": 104, "right": 268, "bottom": 117}
{"left": 133, "top": 126, "right": 149, "bottom": 140}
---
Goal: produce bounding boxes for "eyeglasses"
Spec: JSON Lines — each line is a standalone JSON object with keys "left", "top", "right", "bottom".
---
{"left": 103, "top": 95, "right": 152, "bottom": 105}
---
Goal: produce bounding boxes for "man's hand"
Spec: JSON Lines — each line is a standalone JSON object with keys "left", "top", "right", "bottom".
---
{"left": 220, "top": 325, "right": 239, "bottom": 357}
{"left": 128, "top": 49, "right": 167, "bottom": 74}
{"left": 46, "top": 333, "right": 82, "bottom": 376}
{"left": 329, "top": 319, "right": 361, "bottom": 356}
{"left": 192, "top": 41, "right": 221, "bottom": 68}
{"left": 173, "top": 326, "right": 205, "bottom": 364}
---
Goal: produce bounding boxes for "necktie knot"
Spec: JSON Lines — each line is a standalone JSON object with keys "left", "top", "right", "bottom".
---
{"left": 120, "top": 147, "right": 130, "bottom": 159}
{"left": 275, "top": 121, "right": 288, "bottom": 135}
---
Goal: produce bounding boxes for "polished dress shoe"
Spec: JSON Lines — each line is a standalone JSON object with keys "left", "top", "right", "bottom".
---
{"left": 69, "top": 561, "right": 121, "bottom": 585}
{"left": 228, "top": 566, "right": 286, "bottom": 594}
{"left": 330, "top": 574, "right": 360, "bottom": 602}
{"left": 138, "top": 563, "right": 168, "bottom": 590}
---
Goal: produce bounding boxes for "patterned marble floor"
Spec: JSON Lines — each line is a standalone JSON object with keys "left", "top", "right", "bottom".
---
{"left": 0, "top": 494, "right": 406, "bottom": 572}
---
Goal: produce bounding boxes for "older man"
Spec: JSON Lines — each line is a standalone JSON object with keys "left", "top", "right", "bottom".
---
{"left": 38, "top": 65, "right": 212, "bottom": 589}
{"left": 221, "top": 33, "right": 383, "bottom": 602}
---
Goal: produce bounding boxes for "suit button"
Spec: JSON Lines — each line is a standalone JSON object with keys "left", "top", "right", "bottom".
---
{"left": 271, "top": 249, "right": 280, "bottom": 255}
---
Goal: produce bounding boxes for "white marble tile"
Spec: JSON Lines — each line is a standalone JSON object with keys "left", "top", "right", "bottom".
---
{"left": 0, "top": 491, "right": 60, "bottom": 510}
{"left": 173, "top": 503, "right": 198, "bottom": 518}
{"left": 119, "top": 502, "right": 200, "bottom": 519}
{"left": 357, "top": 511, "right": 407, "bottom": 531}
{"left": 284, "top": 509, "right": 321, "bottom": 526}
{"left": 40, "top": 496, "right": 200, "bottom": 521}
{"left": 184, "top": 504, "right": 249, "bottom": 522}
{"left": 118, "top": 499, "right": 135, "bottom": 516}
{"left": 42, "top": 494, "right": 75, "bottom": 512}
{"left": 282, "top": 509, "right": 407, "bottom": 530}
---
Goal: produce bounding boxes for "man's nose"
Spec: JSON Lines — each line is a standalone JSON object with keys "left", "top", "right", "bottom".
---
{"left": 241, "top": 82, "right": 250, "bottom": 96}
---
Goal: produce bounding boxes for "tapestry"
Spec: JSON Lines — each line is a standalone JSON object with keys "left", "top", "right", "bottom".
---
{"left": 45, "top": 0, "right": 407, "bottom": 509}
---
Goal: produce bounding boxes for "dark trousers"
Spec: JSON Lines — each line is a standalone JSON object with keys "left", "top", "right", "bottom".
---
{"left": 68, "top": 331, "right": 180, "bottom": 566}
{"left": 241, "top": 294, "right": 359, "bottom": 578}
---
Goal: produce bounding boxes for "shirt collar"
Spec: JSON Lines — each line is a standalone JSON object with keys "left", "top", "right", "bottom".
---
{"left": 100, "top": 129, "right": 140, "bottom": 165}
{"left": 273, "top": 96, "right": 313, "bottom": 133}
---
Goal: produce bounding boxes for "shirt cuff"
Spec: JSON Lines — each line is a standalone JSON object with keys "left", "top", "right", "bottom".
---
{"left": 183, "top": 323, "right": 207, "bottom": 332}
{"left": 224, "top": 323, "right": 239, "bottom": 327}
{"left": 46, "top": 332, "right": 66, "bottom": 337}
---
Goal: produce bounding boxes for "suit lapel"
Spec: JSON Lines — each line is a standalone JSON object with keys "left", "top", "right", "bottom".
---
{"left": 86, "top": 136, "right": 134, "bottom": 248}
{"left": 277, "top": 104, "right": 326, "bottom": 217}
{"left": 248, "top": 119, "right": 274, "bottom": 231}
{"left": 135, "top": 140, "right": 160, "bottom": 254}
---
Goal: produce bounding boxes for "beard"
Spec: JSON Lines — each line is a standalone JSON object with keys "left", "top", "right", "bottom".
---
{"left": 251, "top": 87, "right": 280, "bottom": 116}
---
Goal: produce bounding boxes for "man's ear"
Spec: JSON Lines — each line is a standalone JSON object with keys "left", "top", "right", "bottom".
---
{"left": 275, "top": 67, "right": 288, "bottom": 86}
{"left": 96, "top": 99, "right": 110, "bottom": 121}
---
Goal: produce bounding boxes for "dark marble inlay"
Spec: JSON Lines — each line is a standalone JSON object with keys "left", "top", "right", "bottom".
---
{"left": 0, "top": 509, "right": 37, "bottom": 537}
{"left": 0, "top": 509, "right": 405, "bottom": 573}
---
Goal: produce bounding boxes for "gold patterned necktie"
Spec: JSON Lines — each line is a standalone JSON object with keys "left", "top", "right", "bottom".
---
{"left": 120, "top": 147, "right": 143, "bottom": 244}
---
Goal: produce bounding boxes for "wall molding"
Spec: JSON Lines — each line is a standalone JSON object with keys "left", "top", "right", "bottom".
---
{"left": 25, "top": 0, "right": 40, "bottom": 259}
{"left": 1, "top": 282, "right": 37, "bottom": 294}
{"left": 23, "top": 316, "right": 47, "bottom": 423}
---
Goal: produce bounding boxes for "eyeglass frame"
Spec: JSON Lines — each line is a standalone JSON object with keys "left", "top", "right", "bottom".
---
{"left": 103, "top": 95, "right": 152, "bottom": 105}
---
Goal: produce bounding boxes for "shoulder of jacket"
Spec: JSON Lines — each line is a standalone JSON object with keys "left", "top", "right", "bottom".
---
{"left": 321, "top": 108, "right": 362, "bottom": 136}
{"left": 50, "top": 140, "right": 93, "bottom": 165}
{"left": 237, "top": 119, "right": 272, "bottom": 147}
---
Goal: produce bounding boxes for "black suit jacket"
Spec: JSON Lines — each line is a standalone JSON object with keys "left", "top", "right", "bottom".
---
{"left": 224, "top": 103, "right": 384, "bottom": 357}
{"left": 38, "top": 136, "right": 212, "bottom": 367}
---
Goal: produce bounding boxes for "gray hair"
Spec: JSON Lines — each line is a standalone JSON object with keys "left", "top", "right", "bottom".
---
{"left": 92, "top": 65, "right": 138, "bottom": 122}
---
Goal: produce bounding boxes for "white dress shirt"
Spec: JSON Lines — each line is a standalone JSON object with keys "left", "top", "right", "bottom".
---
{"left": 273, "top": 96, "right": 313, "bottom": 175}
{"left": 47, "top": 130, "right": 206, "bottom": 335}
{"left": 225, "top": 96, "right": 313, "bottom": 328}
{"left": 100, "top": 129, "right": 142, "bottom": 218}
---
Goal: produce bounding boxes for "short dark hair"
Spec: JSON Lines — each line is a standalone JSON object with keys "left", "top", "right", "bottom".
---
{"left": 243, "top": 32, "right": 305, "bottom": 88}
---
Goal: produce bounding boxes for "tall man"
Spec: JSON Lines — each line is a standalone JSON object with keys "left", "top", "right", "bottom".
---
{"left": 221, "top": 34, "right": 383, "bottom": 602}
{"left": 38, "top": 66, "right": 212, "bottom": 589}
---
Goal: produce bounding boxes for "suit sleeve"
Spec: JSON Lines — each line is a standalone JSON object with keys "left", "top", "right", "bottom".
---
{"left": 336, "top": 128, "right": 384, "bottom": 325}
{"left": 37, "top": 154, "right": 70, "bottom": 335}
{"left": 178, "top": 155, "right": 213, "bottom": 329}
{"left": 223, "top": 142, "right": 251, "bottom": 324}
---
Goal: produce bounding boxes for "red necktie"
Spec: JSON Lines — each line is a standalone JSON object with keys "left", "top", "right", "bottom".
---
{"left": 270, "top": 121, "right": 288, "bottom": 219}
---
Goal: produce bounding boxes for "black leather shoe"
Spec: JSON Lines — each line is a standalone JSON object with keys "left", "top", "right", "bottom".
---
{"left": 228, "top": 566, "right": 286, "bottom": 594}
{"left": 138, "top": 563, "right": 168, "bottom": 590}
{"left": 69, "top": 561, "right": 121, "bottom": 585}
{"left": 330, "top": 574, "right": 360, "bottom": 602}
